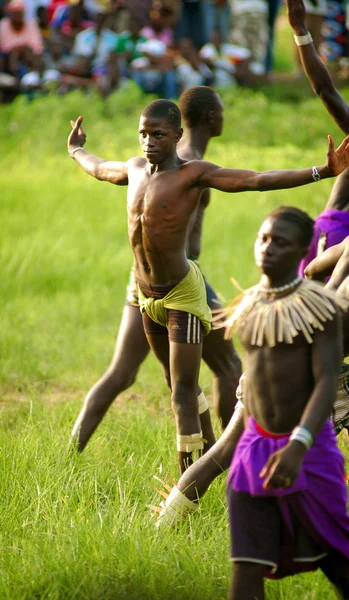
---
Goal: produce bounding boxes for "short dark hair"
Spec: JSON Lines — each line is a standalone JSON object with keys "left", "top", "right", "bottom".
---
{"left": 141, "top": 99, "right": 181, "bottom": 129}
{"left": 267, "top": 205, "right": 314, "bottom": 247}
{"left": 179, "top": 86, "right": 220, "bottom": 127}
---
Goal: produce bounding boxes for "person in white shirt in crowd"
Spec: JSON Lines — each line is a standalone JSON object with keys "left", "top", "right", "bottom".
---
{"left": 60, "top": 9, "right": 118, "bottom": 96}
{"left": 230, "top": 0, "right": 269, "bottom": 76}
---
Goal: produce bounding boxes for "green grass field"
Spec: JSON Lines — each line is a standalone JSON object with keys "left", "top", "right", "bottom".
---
{"left": 2, "top": 28, "right": 349, "bottom": 598}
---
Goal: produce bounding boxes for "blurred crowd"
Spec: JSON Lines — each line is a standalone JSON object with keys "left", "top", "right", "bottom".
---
{"left": 1, "top": 0, "right": 349, "bottom": 103}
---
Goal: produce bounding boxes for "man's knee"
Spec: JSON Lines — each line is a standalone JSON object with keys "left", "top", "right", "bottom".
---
{"left": 94, "top": 365, "right": 138, "bottom": 400}
{"left": 171, "top": 383, "right": 198, "bottom": 419}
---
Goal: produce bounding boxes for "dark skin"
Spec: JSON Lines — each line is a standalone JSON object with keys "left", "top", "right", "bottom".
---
{"left": 230, "top": 217, "right": 344, "bottom": 600}
{"left": 71, "top": 92, "right": 241, "bottom": 456}
{"left": 305, "top": 237, "right": 349, "bottom": 358}
{"left": 305, "top": 236, "right": 349, "bottom": 291}
{"left": 68, "top": 111, "right": 349, "bottom": 473}
{"left": 287, "top": 0, "right": 349, "bottom": 136}
{"left": 157, "top": 218, "right": 349, "bottom": 599}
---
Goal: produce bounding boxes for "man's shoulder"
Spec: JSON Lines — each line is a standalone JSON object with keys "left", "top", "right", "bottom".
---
{"left": 128, "top": 156, "right": 147, "bottom": 168}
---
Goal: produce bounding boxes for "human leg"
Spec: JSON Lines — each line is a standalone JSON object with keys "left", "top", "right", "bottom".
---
{"left": 202, "top": 280, "right": 242, "bottom": 428}
{"left": 319, "top": 555, "right": 349, "bottom": 599}
{"left": 202, "top": 327, "right": 241, "bottom": 429}
{"left": 229, "top": 562, "right": 265, "bottom": 600}
{"left": 176, "top": 401, "right": 245, "bottom": 500}
{"left": 201, "top": 1, "right": 216, "bottom": 45}
{"left": 71, "top": 305, "right": 150, "bottom": 451}
{"left": 170, "top": 339, "right": 205, "bottom": 473}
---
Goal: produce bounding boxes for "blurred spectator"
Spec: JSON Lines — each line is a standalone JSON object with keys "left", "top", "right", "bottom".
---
{"left": 319, "top": 0, "right": 346, "bottom": 62}
{"left": 47, "top": 0, "right": 67, "bottom": 22}
{"left": 141, "top": 4, "right": 175, "bottom": 45}
{"left": 230, "top": 0, "right": 268, "bottom": 75}
{"left": 53, "top": 2, "right": 94, "bottom": 51}
{"left": 265, "top": 0, "right": 282, "bottom": 74}
{"left": 200, "top": 30, "right": 254, "bottom": 86}
{"left": 0, "top": 0, "right": 45, "bottom": 85}
{"left": 175, "top": 38, "right": 213, "bottom": 90}
{"left": 303, "top": 0, "right": 327, "bottom": 51}
{"left": 201, "top": 0, "right": 231, "bottom": 44}
{"left": 60, "top": 10, "right": 118, "bottom": 96}
{"left": 51, "top": 0, "right": 91, "bottom": 35}
{"left": 24, "top": 0, "right": 50, "bottom": 20}
{"left": 103, "top": 0, "right": 132, "bottom": 33}
{"left": 114, "top": 15, "right": 147, "bottom": 77}
{"left": 36, "top": 5, "right": 51, "bottom": 45}
{"left": 174, "top": 0, "right": 206, "bottom": 49}
{"left": 131, "top": 38, "right": 177, "bottom": 97}
{"left": 125, "top": 0, "right": 151, "bottom": 27}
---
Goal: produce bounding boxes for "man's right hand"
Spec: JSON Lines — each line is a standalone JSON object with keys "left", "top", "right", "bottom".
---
{"left": 68, "top": 115, "right": 86, "bottom": 153}
{"left": 286, "top": 0, "right": 308, "bottom": 35}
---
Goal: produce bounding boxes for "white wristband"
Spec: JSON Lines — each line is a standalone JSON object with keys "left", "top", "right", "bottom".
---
{"left": 294, "top": 32, "right": 313, "bottom": 46}
{"left": 312, "top": 166, "right": 321, "bottom": 182}
{"left": 289, "top": 426, "right": 314, "bottom": 450}
{"left": 69, "top": 146, "right": 84, "bottom": 158}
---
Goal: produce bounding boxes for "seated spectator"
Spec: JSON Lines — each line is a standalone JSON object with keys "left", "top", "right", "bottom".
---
{"left": 175, "top": 38, "right": 213, "bottom": 91}
{"left": 141, "top": 4, "right": 174, "bottom": 45}
{"left": 60, "top": 10, "right": 118, "bottom": 97}
{"left": 0, "top": 0, "right": 45, "bottom": 86}
{"left": 230, "top": 0, "right": 268, "bottom": 75}
{"left": 103, "top": 0, "right": 132, "bottom": 34}
{"left": 200, "top": 30, "right": 237, "bottom": 87}
{"left": 54, "top": 2, "right": 94, "bottom": 51}
{"left": 113, "top": 16, "right": 147, "bottom": 78}
{"left": 129, "top": 4, "right": 177, "bottom": 98}
{"left": 200, "top": 30, "right": 259, "bottom": 87}
{"left": 50, "top": 0, "right": 91, "bottom": 37}
{"left": 131, "top": 37, "right": 177, "bottom": 98}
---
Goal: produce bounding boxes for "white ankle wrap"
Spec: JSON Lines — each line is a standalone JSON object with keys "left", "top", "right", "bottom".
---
{"left": 177, "top": 432, "right": 204, "bottom": 452}
{"left": 156, "top": 486, "right": 198, "bottom": 528}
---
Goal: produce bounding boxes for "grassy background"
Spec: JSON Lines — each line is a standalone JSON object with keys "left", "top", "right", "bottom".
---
{"left": 1, "top": 22, "right": 349, "bottom": 599}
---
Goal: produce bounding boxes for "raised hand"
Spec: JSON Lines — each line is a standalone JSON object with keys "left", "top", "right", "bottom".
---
{"left": 67, "top": 116, "right": 86, "bottom": 153}
{"left": 286, "top": 0, "right": 307, "bottom": 33}
{"left": 327, "top": 134, "right": 349, "bottom": 176}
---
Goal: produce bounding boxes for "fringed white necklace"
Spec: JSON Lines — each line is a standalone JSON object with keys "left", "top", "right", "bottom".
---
{"left": 215, "top": 278, "right": 349, "bottom": 347}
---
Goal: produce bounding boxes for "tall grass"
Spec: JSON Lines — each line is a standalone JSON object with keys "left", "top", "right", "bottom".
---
{"left": 2, "top": 77, "right": 349, "bottom": 598}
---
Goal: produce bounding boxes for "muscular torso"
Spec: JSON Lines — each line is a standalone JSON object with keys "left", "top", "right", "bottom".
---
{"left": 239, "top": 321, "right": 314, "bottom": 434}
{"left": 127, "top": 157, "right": 203, "bottom": 285}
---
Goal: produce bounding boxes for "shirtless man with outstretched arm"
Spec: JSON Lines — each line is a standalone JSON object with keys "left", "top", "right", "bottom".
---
{"left": 70, "top": 88, "right": 242, "bottom": 454}
{"left": 68, "top": 99, "right": 349, "bottom": 473}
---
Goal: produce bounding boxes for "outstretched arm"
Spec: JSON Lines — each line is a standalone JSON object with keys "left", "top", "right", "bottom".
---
{"left": 304, "top": 239, "right": 348, "bottom": 284}
{"left": 287, "top": 0, "right": 349, "bottom": 134}
{"left": 68, "top": 116, "right": 129, "bottom": 185}
{"left": 197, "top": 135, "right": 349, "bottom": 193}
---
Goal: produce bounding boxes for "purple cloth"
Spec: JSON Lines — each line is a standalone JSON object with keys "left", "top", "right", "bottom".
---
{"left": 227, "top": 417, "right": 349, "bottom": 561}
{"left": 299, "top": 209, "right": 349, "bottom": 275}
